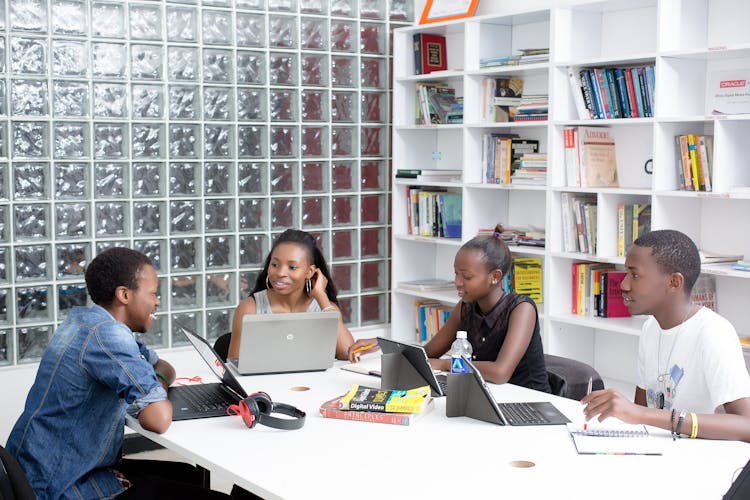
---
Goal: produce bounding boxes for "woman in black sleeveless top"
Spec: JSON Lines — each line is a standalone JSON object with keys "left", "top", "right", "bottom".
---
{"left": 423, "top": 225, "right": 550, "bottom": 392}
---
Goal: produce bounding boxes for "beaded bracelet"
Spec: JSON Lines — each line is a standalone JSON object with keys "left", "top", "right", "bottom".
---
{"left": 155, "top": 371, "right": 169, "bottom": 386}
{"left": 670, "top": 408, "right": 677, "bottom": 441}
{"left": 690, "top": 412, "right": 698, "bottom": 439}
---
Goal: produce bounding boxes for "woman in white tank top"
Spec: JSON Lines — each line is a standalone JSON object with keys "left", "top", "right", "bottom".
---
{"left": 228, "top": 229, "right": 355, "bottom": 360}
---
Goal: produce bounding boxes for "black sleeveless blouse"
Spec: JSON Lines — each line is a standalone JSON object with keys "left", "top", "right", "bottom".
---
{"left": 459, "top": 292, "right": 551, "bottom": 393}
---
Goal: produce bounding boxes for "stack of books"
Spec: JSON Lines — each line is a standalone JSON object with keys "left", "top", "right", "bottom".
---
{"left": 319, "top": 385, "right": 434, "bottom": 426}
{"left": 513, "top": 94, "right": 548, "bottom": 122}
{"left": 511, "top": 154, "right": 547, "bottom": 185}
{"left": 518, "top": 48, "right": 549, "bottom": 64}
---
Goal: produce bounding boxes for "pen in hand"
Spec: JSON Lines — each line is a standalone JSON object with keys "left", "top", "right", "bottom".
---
{"left": 350, "top": 343, "right": 377, "bottom": 357}
{"left": 583, "top": 376, "right": 593, "bottom": 431}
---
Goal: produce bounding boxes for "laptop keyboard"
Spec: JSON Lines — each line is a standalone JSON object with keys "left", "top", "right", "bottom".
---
{"left": 169, "top": 383, "right": 238, "bottom": 417}
{"left": 498, "top": 402, "right": 548, "bottom": 425}
{"left": 435, "top": 374, "right": 448, "bottom": 394}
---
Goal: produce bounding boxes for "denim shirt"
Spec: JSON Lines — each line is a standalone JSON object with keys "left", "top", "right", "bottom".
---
{"left": 6, "top": 305, "right": 167, "bottom": 500}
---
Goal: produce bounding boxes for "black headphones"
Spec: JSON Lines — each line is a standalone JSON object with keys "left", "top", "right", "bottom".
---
{"left": 228, "top": 392, "right": 306, "bottom": 430}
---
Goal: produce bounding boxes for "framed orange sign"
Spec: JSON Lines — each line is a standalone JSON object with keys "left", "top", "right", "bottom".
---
{"left": 419, "top": 0, "right": 480, "bottom": 24}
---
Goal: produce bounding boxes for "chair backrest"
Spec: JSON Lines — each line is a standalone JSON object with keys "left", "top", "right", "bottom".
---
{"left": 0, "top": 444, "right": 36, "bottom": 500}
{"left": 545, "top": 354, "right": 604, "bottom": 400}
{"left": 212, "top": 332, "right": 232, "bottom": 363}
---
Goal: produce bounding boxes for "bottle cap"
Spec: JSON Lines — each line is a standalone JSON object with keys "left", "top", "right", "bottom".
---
{"left": 456, "top": 330, "right": 467, "bottom": 339}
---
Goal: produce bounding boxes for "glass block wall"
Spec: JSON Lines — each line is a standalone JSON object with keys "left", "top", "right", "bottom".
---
{"left": 0, "top": 0, "right": 411, "bottom": 365}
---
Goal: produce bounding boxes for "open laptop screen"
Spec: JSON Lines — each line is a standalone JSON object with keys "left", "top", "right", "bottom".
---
{"left": 178, "top": 326, "right": 247, "bottom": 398}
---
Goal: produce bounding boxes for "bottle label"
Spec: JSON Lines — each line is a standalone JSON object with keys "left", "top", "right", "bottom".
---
{"left": 451, "top": 355, "right": 470, "bottom": 374}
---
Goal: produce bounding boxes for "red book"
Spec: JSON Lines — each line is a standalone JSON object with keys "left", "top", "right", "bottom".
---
{"left": 319, "top": 396, "right": 434, "bottom": 426}
{"left": 413, "top": 34, "right": 447, "bottom": 75}
{"left": 604, "top": 271, "right": 631, "bottom": 318}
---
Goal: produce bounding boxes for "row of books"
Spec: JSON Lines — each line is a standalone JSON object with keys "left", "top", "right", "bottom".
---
{"left": 479, "top": 48, "right": 549, "bottom": 68}
{"left": 480, "top": 133, "right": 540, "bottom": 184}
{"left": 414, "top": 300, "right": 452, "bottom": 342}
{"left": 564, "top": 126, "right": 618, "bottom": 188}
{"left": 617, "top": 203, "right": 651, "bottom": 257}
{"left": 561, "top": 193, "right": 597, "bottom": 254}
{"left": 568, "top": 65, "right": 655, "bottom": 120}
{"left": 572, "top": 264, "right": 629, "bottom": 317}
{"left": 676, "top": 134, "right": 713, "bottom": 192}
{"left": 405, "top": 187, "right": 462, "bottom": 238}
{"left": 573, "top": 265, "right": 717, "bottom": 318}
{"left": 415, "top": 82, "right": 460, "bottom": 124}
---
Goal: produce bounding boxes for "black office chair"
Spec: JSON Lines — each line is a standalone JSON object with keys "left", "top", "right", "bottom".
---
{"left": 213, "top": 332, "right": 232, "bottom": 362}
{"left": 0, "top": 444, "right": 35, "bottom": 500}
{"left": 545, "top": 354, "right": 604, "bottom": 401}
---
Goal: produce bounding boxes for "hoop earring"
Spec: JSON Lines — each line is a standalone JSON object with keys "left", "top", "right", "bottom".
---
{"left": 266, "top": 275, "right": 272, "bottom": 289}
{"left": 305, "top": 279, "right": 312, "bottom": 293}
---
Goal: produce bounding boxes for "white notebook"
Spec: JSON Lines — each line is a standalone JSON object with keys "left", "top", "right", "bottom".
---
{"left": 339, "top": 356, "right": 382, "bottom": 377}
{"left": 568, "top": 419, "right": 661, "bottom": 455}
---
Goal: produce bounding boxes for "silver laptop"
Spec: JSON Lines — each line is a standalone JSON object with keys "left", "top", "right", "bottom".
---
{"left": 229, "top": 311, "right": 339, "bottom": 375}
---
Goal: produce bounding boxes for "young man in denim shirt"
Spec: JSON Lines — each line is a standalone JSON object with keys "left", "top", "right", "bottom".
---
{"left": 6, "top": 248, "right": 231, "bottom": 499}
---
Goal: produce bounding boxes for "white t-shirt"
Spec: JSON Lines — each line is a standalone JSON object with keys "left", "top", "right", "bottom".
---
{"left": 638, "top": 307, "right": 750, "bottom": 413}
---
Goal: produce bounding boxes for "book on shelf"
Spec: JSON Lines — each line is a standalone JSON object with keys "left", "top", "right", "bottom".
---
{"left": 478, "top": 225, "right": 546, "bottom": 248}
{"left": 482, "top": 77, "right": 523, "bottom": 122}
{"left": 414, "top": 300, "right": 453, "bottom": 342}
{"left": 396, "top": 169, "right": 462, "bottom": 179}
{"left": 339, "top": 385, "right": 432, "bottom": 413}
{"left": 570, "top": 66, "right": 654, "bottom": 120}
{"left": 675, "top": 134, "right": 713, "bottom": 192}
{"left": 602, "top": 271, "right": 630, "bottom": 318}
{"left": 406, "top": 188, "right": 461, "bottom": 238}
{"left": 513, "top": 94, "right": 548, "bottom": 122}
{"left": 415, "top": 82, "right": 458, "bottom": 124}
{"left": 564, "top": 126, "right": 618, "bottom": 188}
{"left": 320, "top": 394, "right": 435, "bottom": 426}
{"left": 617, "top": 203, "right": 651, "bottom": 257}
{"left": 480, "top": 55, "right": 520, "bottom": 68}
{"left": 699, "top": 250, "right": 745, "bottom": 264}
{"left": 733, "top": 260, "right": 750, "bottom": 272}
{"left": 398, "top": 279, "right": 456, "bottom": 291}
{"left": 518, "top": 48, "right": 549, "bottom": 63}
{"left": 413, "top": 33, "right": 447, "bottom": 75}
{"left": 706, "top": 69, "right": 750, "bottom": 115}
{"left": 691, "top": 275, "right": 717, "bottom": 312}
{"left": 512, "top": 257, "right": 543, "bottom": 304}
{"left": 561, "top": 193, "right": 597, "bottom": 254}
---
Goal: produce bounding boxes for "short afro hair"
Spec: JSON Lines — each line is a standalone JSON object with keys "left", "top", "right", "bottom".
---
{"left": 633, "top": 229, "right": 701, "bottom": 294}
{"left": 85, "top": 247, "right": 152, "bottom": 306}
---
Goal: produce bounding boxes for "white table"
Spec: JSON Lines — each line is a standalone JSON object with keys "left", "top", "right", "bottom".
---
{"left": 128, "top": 349, "right": 750, "bottom": 500}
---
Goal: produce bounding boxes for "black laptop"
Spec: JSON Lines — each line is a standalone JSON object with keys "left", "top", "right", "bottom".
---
{"left": 464, "top": 356, "right": 570, "bottom": 426}
{"left": 377, "top": 337, "right": 448, "bottom": 396}
{"left": 167, "top": 326, "right": 247, "bottom": 421}
{"left": 725, "top": 458, "right": 750, "bottom": 499}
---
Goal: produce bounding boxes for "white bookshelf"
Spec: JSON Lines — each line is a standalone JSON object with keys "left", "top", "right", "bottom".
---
{"left": 391, "top": 0, "right": 750, "bottom": 388}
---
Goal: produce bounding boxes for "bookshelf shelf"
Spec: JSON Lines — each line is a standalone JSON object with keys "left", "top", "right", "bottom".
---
{"left": 393, "top": 288, "right": 458, "bottom": 304}
{"left": 394, "top": 179, "right": 462, "bottom": 189}
{"left": 464, "top": 121, "right": 548, "bottom": 129}
{"left": 464, "top": 183, "right": 547, "bottom": 192}
{"left": 393, "top": 234, "right": 464, "bottom": 247}
{"left": 549, "top": 314, "right": 648, "bottom": 337}
{"left": 392, "top": 0, "right": 750, "bottom": 386}
{"left": 555, "top": 53, "right": 657, "bottom": 68}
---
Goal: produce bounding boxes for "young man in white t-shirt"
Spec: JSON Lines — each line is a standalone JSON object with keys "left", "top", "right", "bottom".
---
{"left": 582, "top": 229, "right": 750, "bottom": 441}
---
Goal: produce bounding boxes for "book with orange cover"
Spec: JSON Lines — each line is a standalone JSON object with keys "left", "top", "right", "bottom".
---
{"left": 319, "top": 395, "right": 434, "bottom": 426}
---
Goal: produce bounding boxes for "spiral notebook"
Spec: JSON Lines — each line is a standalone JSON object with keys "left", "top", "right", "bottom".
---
{"left": 569, "top": 423, "right": 662, "bottom": 455}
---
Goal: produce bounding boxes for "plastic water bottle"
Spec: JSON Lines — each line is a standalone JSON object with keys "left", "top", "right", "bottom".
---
{"left": 450, "top": 331, "right": 473, "bottom": 374}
